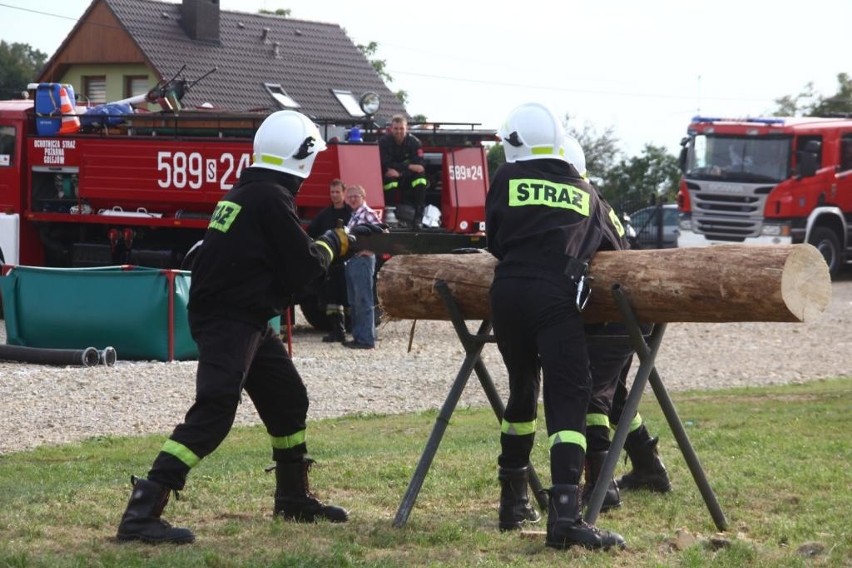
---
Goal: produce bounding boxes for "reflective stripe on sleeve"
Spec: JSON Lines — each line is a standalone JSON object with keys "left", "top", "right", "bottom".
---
{"left": 608, "top": 208, "right": 626, "bottom": 237}
{"left": 315, "top": 240, "right": 334, "bottom": 261}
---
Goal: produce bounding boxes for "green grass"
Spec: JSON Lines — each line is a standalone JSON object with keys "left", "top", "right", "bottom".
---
{"left": 0, "top": 378, "right": 850, "bottom": 567}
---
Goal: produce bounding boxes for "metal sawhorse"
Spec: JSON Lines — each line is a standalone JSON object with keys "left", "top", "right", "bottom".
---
{"left": 393, "top": 280, "right": 728, "bottom": 532}
{"left": 392, "top": 280, "right": 548, "bottom": 527}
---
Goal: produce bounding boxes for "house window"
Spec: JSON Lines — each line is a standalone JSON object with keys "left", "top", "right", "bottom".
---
{"left": 332, "top": 89, "right": 365, "bottom": 117}
{"left": 0, "top": 126, "right": 15, "bottom": 167}
{"left": 264, "top": 83, "right": 300, "bottom": 109}
{"left": 124, "top": 76, "right": 149, "bottom": 99}
{"left": 83, "top": 76, "right": 107, "bottom": 104}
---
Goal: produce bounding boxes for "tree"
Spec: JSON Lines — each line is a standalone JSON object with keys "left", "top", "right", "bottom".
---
{"left": 0, "top": 41, "right": 47, "bottom": 100}
{"left": 598, "top": 144, "right": 681, "bottom": 214}
{"left": 357, "top": 41, "right": 408, "bottom": 106}
{"left": 566, "top": 121, "right": 622, "bottom": 186}
{"left": 773, "top": 73, "right": 852, "bottom": 116}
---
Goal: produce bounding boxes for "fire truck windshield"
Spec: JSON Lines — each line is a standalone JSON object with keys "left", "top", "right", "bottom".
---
{"left": 685, "top": 134, "right": 790, "bottom": 183}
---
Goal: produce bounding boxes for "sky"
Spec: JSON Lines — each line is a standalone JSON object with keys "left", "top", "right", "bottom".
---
{"left": 2, "top": 0, "right": 851, "bottom": 156}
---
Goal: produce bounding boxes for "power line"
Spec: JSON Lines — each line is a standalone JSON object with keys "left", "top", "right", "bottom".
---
{"left": 389, "top": 69, "right": 777, "bottom": 105}
{"left": 0, "top": 2, "right": 81, "bottom": 22}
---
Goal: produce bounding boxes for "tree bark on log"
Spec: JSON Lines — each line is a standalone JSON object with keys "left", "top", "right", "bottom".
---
{"left": 376, "top": 244, "right": 831, "bottom": 324}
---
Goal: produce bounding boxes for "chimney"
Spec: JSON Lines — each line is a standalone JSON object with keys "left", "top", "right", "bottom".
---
{"left": 181, "top": 0, "right": 220, "bottom": 43}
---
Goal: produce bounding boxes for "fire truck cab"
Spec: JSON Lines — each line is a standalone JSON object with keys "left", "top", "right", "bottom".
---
{"left": 678, "top": 115, "right": 852, "bottom": 276}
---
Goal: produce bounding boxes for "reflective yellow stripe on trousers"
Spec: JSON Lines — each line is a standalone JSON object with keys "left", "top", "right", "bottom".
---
{"left": 501, "top": 419, "right": 537, "bottom": 436}
{"left": 548, "top": 430, "right": 587, "bottom": 452}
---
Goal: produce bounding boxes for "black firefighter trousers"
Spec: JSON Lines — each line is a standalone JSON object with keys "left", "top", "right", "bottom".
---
{"left": 490, "top": 275, "right": 591, "bottom": 486}
{"left": 147, "top": 312, "right": 309, "bottom": 490}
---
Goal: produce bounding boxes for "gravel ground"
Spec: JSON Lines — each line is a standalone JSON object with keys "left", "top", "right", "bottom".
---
{"left": 1, "top": 271, "right": 850, "bottom": 455}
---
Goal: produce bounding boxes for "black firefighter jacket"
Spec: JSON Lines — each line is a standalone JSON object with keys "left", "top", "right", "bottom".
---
{"left": 486, "top": 159, "right": 627, "bottom": 283}
{"left": 188, "top": 167, "right": 331, "bottom": 327}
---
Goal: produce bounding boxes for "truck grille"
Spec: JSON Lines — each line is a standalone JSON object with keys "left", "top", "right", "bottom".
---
{"left": 690, "top": 188, "right": 770, "bottom": 239}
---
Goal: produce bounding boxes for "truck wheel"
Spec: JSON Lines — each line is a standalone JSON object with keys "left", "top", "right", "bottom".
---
{"left": 808, "top": 227, "right": 841, "bottom": 277}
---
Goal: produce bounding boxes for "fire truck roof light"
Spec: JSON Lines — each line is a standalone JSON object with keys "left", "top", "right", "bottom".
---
{"left": 691, "top": 115, "right": 786, "bottom": 126}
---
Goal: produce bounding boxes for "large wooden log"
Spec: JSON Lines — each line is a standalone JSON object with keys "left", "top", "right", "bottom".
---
{"left": 376, "top": 244, "right": 831, "bottom": 323}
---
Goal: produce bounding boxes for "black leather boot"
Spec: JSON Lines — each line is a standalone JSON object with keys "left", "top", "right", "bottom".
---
{"left": 322, "top": 313, "right": 346, "bottom": 343}
{"left": 545, "top": 484, "right": 625, "bottom": 550}
{"left": 116, "top": 476, "right": 195, "bottom": 544}
{"left": 498, "top": 465, "right": 541, "bottom": 531}
{"left": 582, "top": 451, "right": 621, "bottom": 512}
{"left": 617, "top": 436, "right": 672, "bottom": 493}
{"left": 273, "top": 458, "right": 348, "bottom": 523}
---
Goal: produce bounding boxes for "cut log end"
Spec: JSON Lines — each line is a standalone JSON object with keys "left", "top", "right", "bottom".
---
{"left": 781, "top": 244, "right": 832, "bottom": 322}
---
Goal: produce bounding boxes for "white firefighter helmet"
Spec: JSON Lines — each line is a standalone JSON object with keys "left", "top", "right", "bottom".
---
{"left": 252, "top": 110, "right": 327, "bottom": 178}
{"left": 498, "top": 102, "right": 566, "bottom": 163}
{"left": 564, "top": 135, "right": 587, "bottom": 176}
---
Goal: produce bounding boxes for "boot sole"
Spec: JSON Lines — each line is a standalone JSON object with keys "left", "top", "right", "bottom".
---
{"left": 616, "top": 480, "right": 672, "bottom": 493}
{"left": 499, "top": 517, "right": 542, "bottom": 531}
{"left": 116, "top": 533, "right": 195, "bottom": 545}
{"left": 545, "top": 538, "right": 625, "bottom": 551}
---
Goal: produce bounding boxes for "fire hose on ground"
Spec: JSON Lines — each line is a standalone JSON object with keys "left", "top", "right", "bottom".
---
{"left": 0, "top": 345, "right": 116, "bottom": 367}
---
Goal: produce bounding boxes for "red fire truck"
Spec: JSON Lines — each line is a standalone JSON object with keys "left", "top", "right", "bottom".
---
{"left": 677, "top": 115, "right": 852, "bottom": 276}
{"left": 0, "top": 87, "right": 494, "bottom": 325}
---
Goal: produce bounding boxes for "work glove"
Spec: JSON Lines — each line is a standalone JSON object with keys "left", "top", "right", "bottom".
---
{"left": 350, "top": 223, "right": 388, "bottom": 236}
{"left": 315, "top": 227, "right": 355, "bottom": 262}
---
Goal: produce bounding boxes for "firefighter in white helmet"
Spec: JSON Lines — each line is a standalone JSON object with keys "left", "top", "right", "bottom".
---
{"left": 117, "top": 110, "right": 354, "bottom": 544}
{"left": 486, "top": 102, "right": 627, "bottom": 550}
{"left": 564, "top": 134, "right": 587, "bottom": 178}
{"left": 567, "top": 133, "right": 671, "bottom": 510}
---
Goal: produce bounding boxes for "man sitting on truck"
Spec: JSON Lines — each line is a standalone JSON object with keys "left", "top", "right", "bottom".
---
{"left": 378, "top": 114, "right": 428, "bottom": 228}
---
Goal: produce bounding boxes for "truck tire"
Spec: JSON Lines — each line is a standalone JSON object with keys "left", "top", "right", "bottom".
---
{"left": 808, "top": 226, "right": 841, "bottom": 277}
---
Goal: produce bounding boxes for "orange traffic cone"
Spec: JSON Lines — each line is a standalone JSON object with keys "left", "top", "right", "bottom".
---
{"left": 58, "top": 86, "right": 80, "bottom": 134}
